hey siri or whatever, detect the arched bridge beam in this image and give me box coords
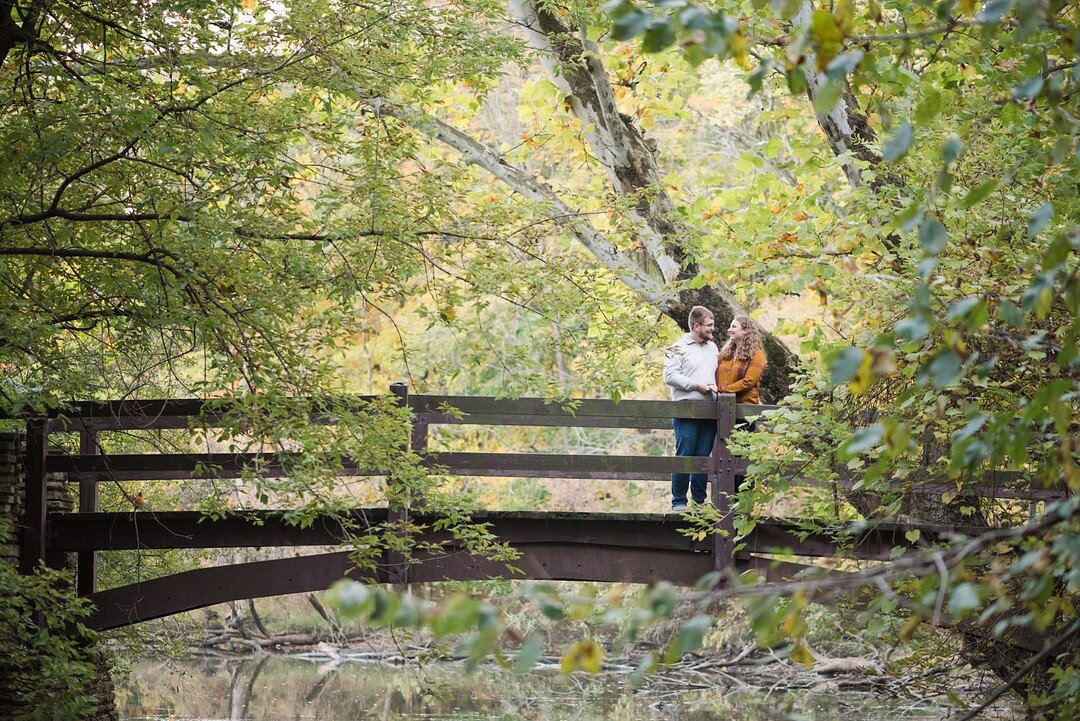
[88,544,718,631]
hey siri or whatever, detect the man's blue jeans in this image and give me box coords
[671,417,717,507]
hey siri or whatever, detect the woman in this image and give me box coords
[715,315,767,404]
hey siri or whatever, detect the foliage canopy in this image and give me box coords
[2,0,1079,716]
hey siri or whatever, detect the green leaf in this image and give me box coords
[612,9,652,40]
[942,134,962,164]
[998,300,1026,328]
[829,347,866,386]
[915,90,943,124]
[430,594,482,637]
[840,423,884,458]
[977,0,1016,23]
[920,218,948,255]
[643,582,679,616]
[1027,201,1053,237]
[946,297,980,322]
[905,529,921,543]
[328,580,372,620]
[895,315,930,341]
[629,652,657,686]
[514,635,544,675]
[1021,272,1056,317]
[810,9,843,68]
[812,80,844,113]
[1012,75,1044,100]
[948,582,982,616]
[641,23,677,52]
[952,413,987,442]
[882,123,913,162]
[899,204,925,233]
[539,599,566,620]
[746,63,769,94]
[1043,236,1072,271]
[665,614,712,662]
[694,571,723,589]
[679,5,712,29]
[958,179,998,208]
[825,50,864,80]
[924,350,963,388]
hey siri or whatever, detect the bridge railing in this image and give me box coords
[10,386,1065,599]
[12,386,774,593]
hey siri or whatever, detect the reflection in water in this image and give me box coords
[118,654,946,721]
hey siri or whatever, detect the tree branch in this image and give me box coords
[0,246,183,274]
[955,619,1080,721]
[380,102,676,310]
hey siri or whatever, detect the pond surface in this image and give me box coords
[116,653,973,721]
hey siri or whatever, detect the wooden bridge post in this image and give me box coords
[387,382,411,586]
[410,401,429,505]
[711,394,737,582]
[19,418,47,576]
[77,430,99,596]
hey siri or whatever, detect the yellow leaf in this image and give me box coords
[833,0,855,36]
[810,10,842,70]
[790,640,814,668]
[959,0,977,13]
[899,615,922,641]
[848,351,874,394]
[242,0,257,9]
[561,640,603,675]
[731,28,751,71]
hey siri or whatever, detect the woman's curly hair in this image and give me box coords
[719,315,765,362]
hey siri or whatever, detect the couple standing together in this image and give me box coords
[662,307,766,512]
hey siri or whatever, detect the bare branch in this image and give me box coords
[380,102,676,310]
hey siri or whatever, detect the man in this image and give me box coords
[662,306,719,512]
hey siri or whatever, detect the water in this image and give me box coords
[117,653,961,720]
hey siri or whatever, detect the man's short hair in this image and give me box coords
[688,306,713,328]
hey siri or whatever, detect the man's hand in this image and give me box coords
[696,382,718,394]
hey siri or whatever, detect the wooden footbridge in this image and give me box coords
[10,385,1063,633]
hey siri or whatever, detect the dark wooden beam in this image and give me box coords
[49,508,979,563]
[77,429,99,596]
[19,419,48,575]
[85,544,720,631]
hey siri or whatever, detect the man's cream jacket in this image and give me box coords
[663,334,719,401]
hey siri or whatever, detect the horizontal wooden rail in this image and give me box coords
[49,451,735,482]
[10,394,776,431]
[423,452,739,479]
[411,395,777,424]
[49,509,990,561]
[50,452,387,482]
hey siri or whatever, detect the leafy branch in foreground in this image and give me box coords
[326,496,1078,714]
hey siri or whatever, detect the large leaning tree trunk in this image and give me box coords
[510,0,797,401]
